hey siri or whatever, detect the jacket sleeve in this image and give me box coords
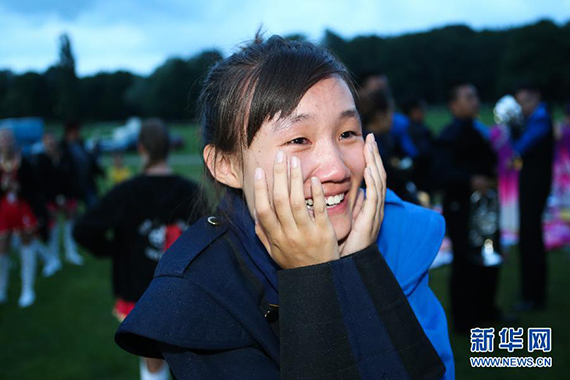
[158,343,279,380]
[378,198,454,379]
[72,185,125,257]
[115,273,280,379]
[513,114,551,157]
[277,244,445,380]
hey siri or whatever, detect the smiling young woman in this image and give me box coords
[115,35,454,379]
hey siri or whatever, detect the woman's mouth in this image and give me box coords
[305,192,346,210]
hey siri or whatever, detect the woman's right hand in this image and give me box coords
[253,151,339,269]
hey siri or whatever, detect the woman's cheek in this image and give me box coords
[347,145,366,181]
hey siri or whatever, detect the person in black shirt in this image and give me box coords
[35,132,83,274]
[361,88,420,204]
[403,98,434,200]
[60,121,103,208]
[433,83,502,333]
[74,119,204,380]
[512,84,554,311]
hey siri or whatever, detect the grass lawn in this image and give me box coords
[1,108,568,379]
[429,248,570,379]
[2,231,567,379]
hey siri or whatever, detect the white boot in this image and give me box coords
[140,358,169,380]
[34,239,50,263]
[18,244,36,308]
[10,234,21,251]
[64,220,83,265]
[0,255,10,304]
[36,239,61,277]
[49,221,62,261]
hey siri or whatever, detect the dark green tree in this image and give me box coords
[55,33,81,120]
[126,49,222,120]
[0,72,50,118]
[81,71,140,121]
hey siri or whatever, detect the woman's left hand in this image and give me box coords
[339,133,387,257]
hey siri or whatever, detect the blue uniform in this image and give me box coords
[512,102,553,307]
[512,102,551,157]
[391,113,419,159]
[116,190,454,379]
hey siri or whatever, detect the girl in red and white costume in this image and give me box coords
[0,128,40,307]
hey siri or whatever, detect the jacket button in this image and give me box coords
[207,216,220,226]
[264,304,279,323]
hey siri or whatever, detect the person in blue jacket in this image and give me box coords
[115,35,454,379]
[360,88,420,205]
[512,83,554,311]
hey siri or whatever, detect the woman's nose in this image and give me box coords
[309,142,350,183]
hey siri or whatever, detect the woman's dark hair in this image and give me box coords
[138,118,170,169]
[198,34,358,207]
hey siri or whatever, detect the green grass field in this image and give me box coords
[1,108,569,379]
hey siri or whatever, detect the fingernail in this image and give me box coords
[291,156,299,168]
[311,176,318,186]
[368,142,373,152]
[255,167,263,180]
[276,150,284,163]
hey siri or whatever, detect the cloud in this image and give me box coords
[0,0,569,76]
[1,0,96,21]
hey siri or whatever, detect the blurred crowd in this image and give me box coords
[0,122,101,308]
[1,73,569,379]
[358,73,570,334]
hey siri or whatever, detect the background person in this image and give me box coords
[545,102,570,249]
[402,98,434,203]
[361,88,420,204]
[73,119,204,380]
[35,132,82,275]
[433,83,503,333]
[108,151,132,186]
[512,83,554,311]
[60,121,103,209]
[0,129,42,307]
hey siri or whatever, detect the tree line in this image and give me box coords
[0,19,569,123]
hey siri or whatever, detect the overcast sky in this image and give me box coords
[1,0,569,76]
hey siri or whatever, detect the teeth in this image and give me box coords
[305,193,345,209]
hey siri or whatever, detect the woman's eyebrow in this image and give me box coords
[340,108,359,120]
[273,113,313,132]
[273,108,359,132]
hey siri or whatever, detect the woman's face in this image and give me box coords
[240,76,366,242]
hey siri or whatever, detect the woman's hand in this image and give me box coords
[338,133,386,257]
[253,151,339,269]
[253,133,386,268]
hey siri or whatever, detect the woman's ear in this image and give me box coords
[203,144,243,189]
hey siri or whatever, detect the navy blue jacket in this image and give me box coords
[116,190,452,379]
[512,102,554,190]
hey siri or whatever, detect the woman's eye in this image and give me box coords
[286,137,309,145]
[340,131,357,139]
